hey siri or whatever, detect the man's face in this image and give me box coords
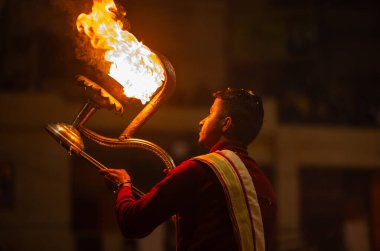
[198,98,226,149]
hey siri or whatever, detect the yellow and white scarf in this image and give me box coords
[193,150,265,251]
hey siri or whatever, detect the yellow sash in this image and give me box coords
[192,150,265,251]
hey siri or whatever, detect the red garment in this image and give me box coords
[116,141,277,251]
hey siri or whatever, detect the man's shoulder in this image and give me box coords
[167,156,220,180]
[171,158,207,173]
[191,150,238,164]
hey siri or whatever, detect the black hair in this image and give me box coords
[213,88,264,145]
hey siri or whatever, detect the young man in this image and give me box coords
[100,88,277,251]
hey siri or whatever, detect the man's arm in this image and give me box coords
[101,160,204,238]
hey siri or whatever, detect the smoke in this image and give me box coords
[51,0,91,21]
[50,0,104,73]
[51,0,130,76]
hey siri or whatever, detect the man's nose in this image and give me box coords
[199,119,205,127]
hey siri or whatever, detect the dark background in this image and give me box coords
[0,0,379,251]
[1,0,379,126]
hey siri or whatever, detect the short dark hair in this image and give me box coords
[213,88,264,145]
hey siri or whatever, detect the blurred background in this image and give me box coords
[0,0,379,250]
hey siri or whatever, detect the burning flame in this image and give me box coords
[76,0,165,104]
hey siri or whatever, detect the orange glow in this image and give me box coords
[76,0,165,104]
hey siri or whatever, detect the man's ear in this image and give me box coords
[222,116,232,132]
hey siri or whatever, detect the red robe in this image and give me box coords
[116,141,277,251]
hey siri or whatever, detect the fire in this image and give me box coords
[76,0,165,104]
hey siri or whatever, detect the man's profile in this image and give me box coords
[100,88,277,251]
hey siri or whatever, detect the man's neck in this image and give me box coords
[209,139,247,153]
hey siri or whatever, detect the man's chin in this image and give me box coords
[197,138,203,147]
[198,138,206,148]
[198,139,211,149]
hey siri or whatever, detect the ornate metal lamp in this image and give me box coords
[46,0,178,196]
[46,55,176,196]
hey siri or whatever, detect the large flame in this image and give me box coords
[76,0,165,104]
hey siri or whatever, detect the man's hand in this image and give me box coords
[99,168,132,191]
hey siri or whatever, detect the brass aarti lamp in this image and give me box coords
[46,0,178,196]
[46,55,176,196]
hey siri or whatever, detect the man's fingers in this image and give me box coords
[99,170,112,178]
[98,169,130,185]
